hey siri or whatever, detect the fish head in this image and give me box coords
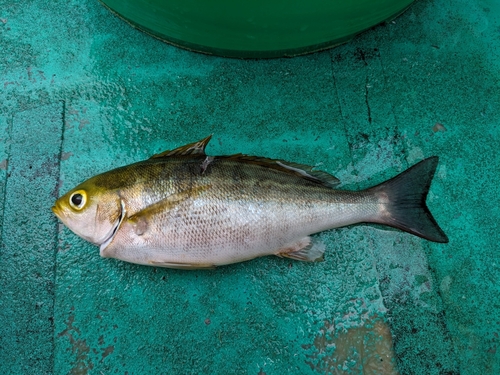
[52,178,123,246]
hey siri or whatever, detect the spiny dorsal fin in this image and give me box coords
[220,154,340,188]
[150,135,212,159]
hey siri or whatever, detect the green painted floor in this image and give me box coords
[1,0,499,374]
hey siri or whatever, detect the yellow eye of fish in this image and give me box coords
[69,190,87,210]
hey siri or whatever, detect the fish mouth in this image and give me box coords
[52,204,62,219]
[99,199,126,252]
[52,203,68,226]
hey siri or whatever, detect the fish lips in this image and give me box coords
[51,204,62,219]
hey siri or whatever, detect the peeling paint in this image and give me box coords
[58,313,116,374]
[101,345,114,361]
[304,317,399,374]
[61,152,73,161]
[58,314,94,375]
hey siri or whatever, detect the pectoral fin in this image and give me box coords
[127,185,210,236]
[275,236,325,262]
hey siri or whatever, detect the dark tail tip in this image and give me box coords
[369,157,449,243]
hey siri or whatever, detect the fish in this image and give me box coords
[52,135,448,269]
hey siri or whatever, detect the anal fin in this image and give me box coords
[149,260,216,270]
[275,237,325,262]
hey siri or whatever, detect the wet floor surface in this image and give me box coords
[1,0,499,374]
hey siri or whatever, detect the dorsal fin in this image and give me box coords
[149,136,340,187]
[150,135,212,159]
[219,154,340,188]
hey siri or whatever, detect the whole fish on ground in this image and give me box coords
[52,136,448,269]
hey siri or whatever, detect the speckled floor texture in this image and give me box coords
[1,0,499,374]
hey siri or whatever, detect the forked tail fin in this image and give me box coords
[367,157,449,243]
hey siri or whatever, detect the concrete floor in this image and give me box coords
[1,0,499,374]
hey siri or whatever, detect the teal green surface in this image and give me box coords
[0,105,62,374]
[0,0,499,374]
[99,0,415,57]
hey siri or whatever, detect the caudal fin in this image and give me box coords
[368,157,448,243]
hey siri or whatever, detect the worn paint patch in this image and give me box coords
[432,123,447,133]
[304,317,398,374]
[101,345,114,361]
[58,311,116,374]
[61,152,73,161]
[58,314,94,375]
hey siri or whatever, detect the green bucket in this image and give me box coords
[99,0,415,58]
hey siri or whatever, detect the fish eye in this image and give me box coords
[69,190,87,210]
